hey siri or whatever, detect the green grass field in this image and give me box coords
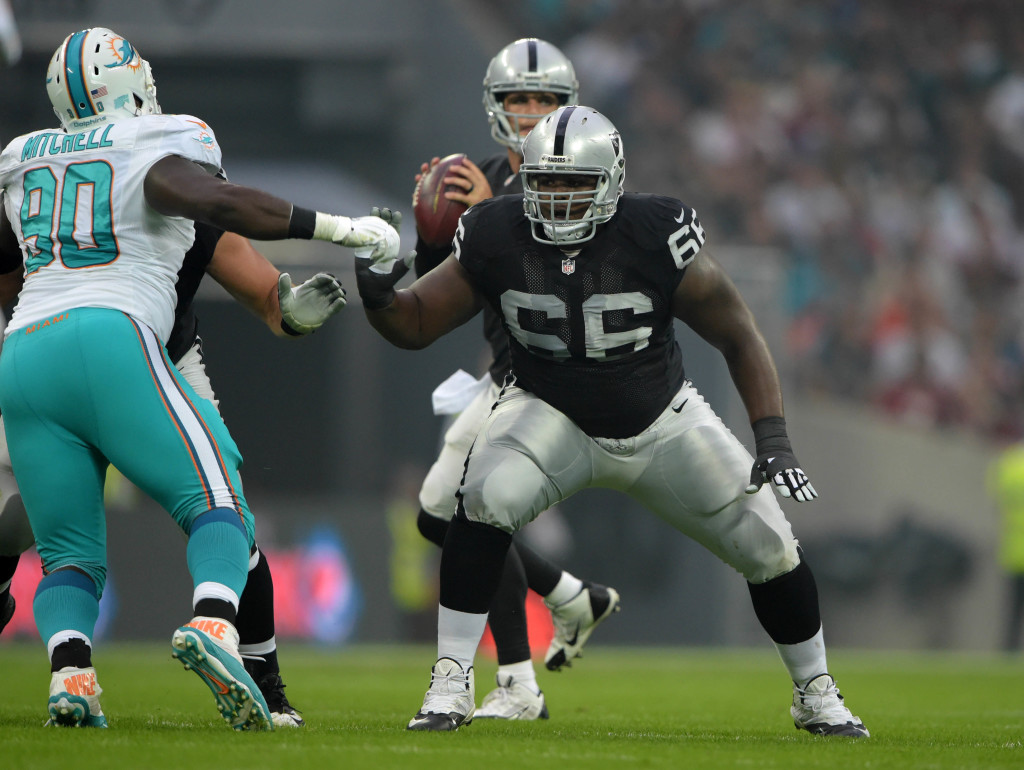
[1,642,1022,769]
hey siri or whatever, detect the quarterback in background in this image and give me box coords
[0,27,397,730]
[357,105,868,738]
[406,37,620,722]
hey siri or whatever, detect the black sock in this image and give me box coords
[513,540,562,597]
[747,555,821,645]
[488,546,531,665]
[244,648,280,681]
[194,598,236,625]
[421,506,534,662]
[51,638,92,672]
[236,546,276,651]
[440,507,512,613]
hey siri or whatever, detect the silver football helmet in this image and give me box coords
[520,106,625,246]
[483,38,579,151]
[47,27,160,132]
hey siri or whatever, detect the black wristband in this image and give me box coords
[288,206,316,239]
[280,318,305,337]
[751,416,792,456]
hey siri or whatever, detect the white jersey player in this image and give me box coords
[2,114,219,342]
[0,26,398,731]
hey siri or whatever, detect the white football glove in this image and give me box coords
[313,212,401,261]
[278,271,347,335]
[352,210,406,274]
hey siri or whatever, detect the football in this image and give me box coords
[413,153,469,247]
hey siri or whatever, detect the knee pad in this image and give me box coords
[460,450,552,534]
[418,458,462,519]
[742,530,801,584]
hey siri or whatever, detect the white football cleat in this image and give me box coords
[545,582,621,671]
[791,673,869,738]
[407,657,475,731]
[475,673,549,720]
[46,666,108,728]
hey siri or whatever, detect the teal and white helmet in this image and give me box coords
[520,106,625,246]
[46,27,160,132]
[483,38,579,151]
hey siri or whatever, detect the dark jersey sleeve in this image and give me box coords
[165,222,223,363]
[475,154,519,385]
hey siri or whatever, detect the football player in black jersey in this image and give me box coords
[0,224,343,727]
[357,106,869,738]
[410,39,620,721]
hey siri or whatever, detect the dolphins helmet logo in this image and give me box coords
[105,37,142,72]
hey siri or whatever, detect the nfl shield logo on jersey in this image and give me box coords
[561,257,575,275]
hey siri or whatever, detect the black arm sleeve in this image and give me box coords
[414,237,452,278]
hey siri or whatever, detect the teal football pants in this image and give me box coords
[0,308,254,600]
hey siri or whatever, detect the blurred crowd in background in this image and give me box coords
[489,0,1024,443]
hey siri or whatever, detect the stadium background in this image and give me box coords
[0,0,1015,653]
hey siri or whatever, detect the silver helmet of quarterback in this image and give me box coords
[483,38,579,152]
[47,27,160,132]
[520,105,626,246]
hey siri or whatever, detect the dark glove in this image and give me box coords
[745,416,817,502]
[354,206,416,311]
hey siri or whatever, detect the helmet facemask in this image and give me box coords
[483,38,579,152]
[522,170,610,245]
[520,106,625,246]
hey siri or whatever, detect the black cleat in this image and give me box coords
[257,672,305,727]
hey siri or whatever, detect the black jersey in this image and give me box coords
[414,152,519,386]
[456,192,704,438]
[165,222,224,363]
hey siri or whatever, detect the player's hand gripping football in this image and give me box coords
[353,207,416,311]
[744,416,818,502]
[278,272,347,335]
